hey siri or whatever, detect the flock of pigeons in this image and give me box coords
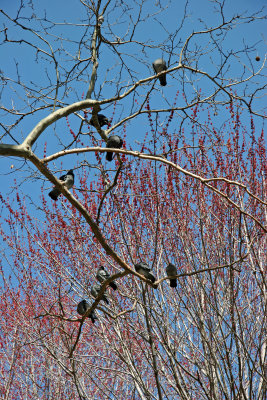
[48,59,176,322]
[77,262,178,324]
[77,266,118,323]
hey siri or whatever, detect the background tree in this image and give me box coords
[0,0,266,399]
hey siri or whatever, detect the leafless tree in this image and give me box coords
[0,1,266,399]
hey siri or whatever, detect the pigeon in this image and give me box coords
[134,262,156,283]
[106,135,123,161]
[96,266,117,290]
[91,284,109,304]
[152,58,167,86]
[48,169,74,201]
[90,114,109,128]
[77,300,98,323]
[166,263,178,288]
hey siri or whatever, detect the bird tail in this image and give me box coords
[159,74,167,86]
[109,282,117,291]
[89,314,98,323]
[147,273,156,283]
[169,279,177,288]
[48,189,60,200]
[106,152,113,161]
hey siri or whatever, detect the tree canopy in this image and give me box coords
[0,1,266,399]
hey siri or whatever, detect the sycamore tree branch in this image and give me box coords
[1,72,176,152]
[22,100,97,148]
[5,149,158,289]
[85,8,100,99]
[156,256,248,285]
[0,148,160,289]
[41,146,267,232]
[0,58,265,154]
[2,55,265,149]
[0,144,29,157]
[21,71,175,147]
[0,8,265,154]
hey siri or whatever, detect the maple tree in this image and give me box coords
[0,1,266,399]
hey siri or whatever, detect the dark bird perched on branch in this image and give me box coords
[152,58,167,86]
[166,263,178,288]
[89,113,109,128]
[77,300,98,323]
[91,284,109,304]
[96,266,117,290]
[106,135,123,161]
[48,169,74,201]
[135,262,156,283]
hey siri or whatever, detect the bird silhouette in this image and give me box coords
[96,266,117,290]
[166,263,177,287]
[90,113,109,128]
[91,284,109,304]
[77,300,98,323]
[106,135,123,161]
[48,169,74,201]
[135,262,156,283]
[152,58,167,86]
